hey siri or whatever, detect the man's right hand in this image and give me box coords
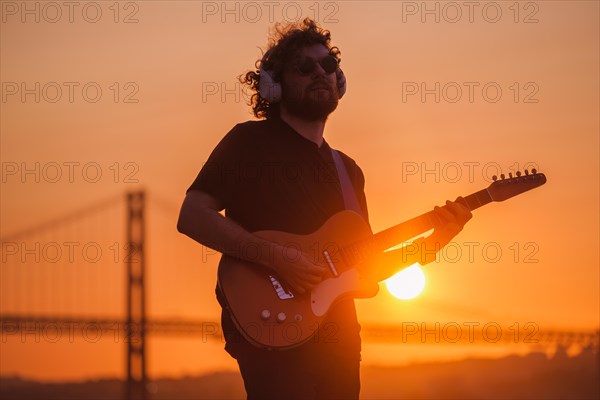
[178,190,328,295]
[266,244,328,295]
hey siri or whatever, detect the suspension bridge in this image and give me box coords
[1,190,598,400]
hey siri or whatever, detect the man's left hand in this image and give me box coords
[414,197,472,265]
[432,197,472,242]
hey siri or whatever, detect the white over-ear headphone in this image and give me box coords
[258,52,347,103]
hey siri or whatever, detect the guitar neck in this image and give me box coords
[342,188,493,263]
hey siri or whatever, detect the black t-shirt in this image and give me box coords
[187,117,370,358]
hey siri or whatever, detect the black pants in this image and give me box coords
[233,340,360,400]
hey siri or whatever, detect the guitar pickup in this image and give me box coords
[323,250,339,277]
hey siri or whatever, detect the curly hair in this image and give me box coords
[240,18,341,120]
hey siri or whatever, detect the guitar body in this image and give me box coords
[217,210,379,350]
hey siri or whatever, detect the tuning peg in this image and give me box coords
[532,168,537,175]
[500,173,505,180]
[516,171,522,177]
[492,175,498,181]
[509,172,513,179]
[525,169,529,175]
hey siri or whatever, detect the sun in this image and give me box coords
[385,264,426,300]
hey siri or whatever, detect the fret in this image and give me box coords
[463,189,492,212]
[463,194,481,211]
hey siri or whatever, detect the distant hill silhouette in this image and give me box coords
[1,347,598,399]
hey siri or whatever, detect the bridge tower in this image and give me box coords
[125,191,147,400]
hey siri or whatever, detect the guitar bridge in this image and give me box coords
[269,275,294,299]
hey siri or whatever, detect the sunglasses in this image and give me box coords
[293,55,339,75]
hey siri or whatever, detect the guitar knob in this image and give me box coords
[532,168,537,175]
[509,172,513,179]
[492,175,498,181]
[500,174,505,180]
[260,309,271,320]
[276,312,287,323]
[525,169,529,175]
[516,171,521,177]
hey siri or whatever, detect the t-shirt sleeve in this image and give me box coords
[186,124,245,210]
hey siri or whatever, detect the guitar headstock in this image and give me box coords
[487,169,547,202]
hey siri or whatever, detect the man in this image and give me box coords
[178,18,471,400]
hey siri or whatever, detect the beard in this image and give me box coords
[281,80,339,121]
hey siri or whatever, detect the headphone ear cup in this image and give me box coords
[336,68,347,99]
[258,68,282,103]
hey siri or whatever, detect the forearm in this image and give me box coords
[177,193,276,267]
[177,192,327,292]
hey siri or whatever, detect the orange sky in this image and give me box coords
[1,1,598,381]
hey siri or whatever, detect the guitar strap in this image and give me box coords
[331,149,364,217]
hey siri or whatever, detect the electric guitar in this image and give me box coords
[217,170,547,349]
